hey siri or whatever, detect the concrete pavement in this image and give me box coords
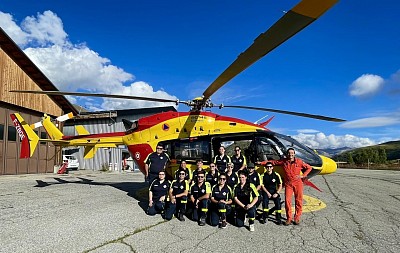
[1,169,400,253]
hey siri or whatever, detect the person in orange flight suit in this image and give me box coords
[258,147,312,225]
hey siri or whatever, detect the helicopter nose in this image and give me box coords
[319,155,337,175]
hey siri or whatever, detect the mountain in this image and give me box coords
[332,140,400,163]
[316,147,353,157]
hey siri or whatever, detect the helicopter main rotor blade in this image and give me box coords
[218,105,346,122]
[202,0,338,100]
[9,90,180,104]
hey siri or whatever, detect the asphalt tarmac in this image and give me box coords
[1,168,400,253]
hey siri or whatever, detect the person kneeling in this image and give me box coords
[210,174,233,228]
[147,170,170,216]
[233,168,259,232]
[165,169,189,221]
[189,170,211,226]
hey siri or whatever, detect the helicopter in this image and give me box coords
[10,0,342,185]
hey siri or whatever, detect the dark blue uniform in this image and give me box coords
[145,152,170,184]
[214,155,231,173]
[233,183,259,227]
[248,171,262,207]
[206,171,220,187]
[210,184,233,226]
[147,179,170,215]
[165,179,189,220]
[226,172,239,189]
[189,182,211,222]
[261,171,283,220]
[231,154,247,173]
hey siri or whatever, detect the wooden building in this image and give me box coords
[0,27,77,175]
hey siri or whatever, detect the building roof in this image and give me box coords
[74,106,177,120]
[0,27,78,115]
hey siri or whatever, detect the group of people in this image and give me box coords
[144,144,312,231]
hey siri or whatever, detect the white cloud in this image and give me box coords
[0,10,177,110]
[340,116,400,128]
[349,74,384,97]
[0,12,28,45]
[293,132,376,149]
[101,81,178,110]
[21,11,68,46]
[297,129,320,134]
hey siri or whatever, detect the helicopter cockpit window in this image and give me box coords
[169,140,210,162]
[253,137,282,162]
[273,133,322,166]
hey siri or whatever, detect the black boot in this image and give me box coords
[260,212,267,224]
[276,213,282,225]
[178,212,185,221]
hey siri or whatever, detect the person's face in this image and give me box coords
[178,171,186,179]
[239,174,247,184]
[210,164,216,172]
[197,161,203,169]
[181,161,187,168]
[156,146,163,154]
[158,172,165,180]
[219,147,225,155]
[288,150,295,160]
[235,148,241,155]
[248,167,255,174]
[218,176,226,186]
[266,164,273,174]
[227,164,233,172]
[197,174,205,183]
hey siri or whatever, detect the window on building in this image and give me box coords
[0,124,4,140]
[8,126,17,141]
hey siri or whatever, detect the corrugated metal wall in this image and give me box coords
[63,107,176,171]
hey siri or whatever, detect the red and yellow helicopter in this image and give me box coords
[10,0,342,184]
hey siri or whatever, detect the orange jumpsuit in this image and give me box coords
[261,158,312,222]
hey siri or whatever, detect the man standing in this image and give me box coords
[258,148,312,225]
[260,162,283,225]
[231,146,247,173]
[144,144,170,185]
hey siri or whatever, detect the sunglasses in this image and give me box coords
[235,149,240,151]
[219,178,226,181]
[210,165,216,167]
[179,173,186,175]
[266,166,273,168]
[198,176,204,178]
[156,147,163,150]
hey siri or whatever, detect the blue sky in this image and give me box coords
[1,0,399,149]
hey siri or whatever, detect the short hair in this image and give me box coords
[238,170,248,177]
[227,162,234,167]
[265,162,273,167]
[196,159,203,163]
[287,147,295,154]
[197,170,205,176]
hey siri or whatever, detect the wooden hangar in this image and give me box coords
[0,27,77,175]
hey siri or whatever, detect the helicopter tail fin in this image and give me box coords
[259,116,275,128]
[42,114,64,140]
[10,113,40,158]
[75,125,90,135]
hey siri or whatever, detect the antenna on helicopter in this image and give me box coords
[254,114,269,124]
